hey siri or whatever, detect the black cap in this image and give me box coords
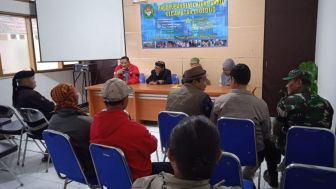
[13,69,35,80]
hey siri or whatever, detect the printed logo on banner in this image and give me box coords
[143,4,155,18]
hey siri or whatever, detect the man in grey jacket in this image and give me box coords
[132,116,240,189]
[210,64,280,187]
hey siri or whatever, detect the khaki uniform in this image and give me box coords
[132,172,241,189]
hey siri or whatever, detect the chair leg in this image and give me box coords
[0,160,24,186]
[257,166,261,189]
[63,179,72,189]
[155,150,159,162]
[163,152,167,162]
[16,131,24,165]
[21,134,29,167]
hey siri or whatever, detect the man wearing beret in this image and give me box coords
[146,60,172,85]
[12,69,55,121]
[274,69,334,154]
[166,66,213,117]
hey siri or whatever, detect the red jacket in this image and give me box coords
[114,63,140,84]
[90,109,157,180]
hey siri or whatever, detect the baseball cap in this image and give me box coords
[283,69,311,81]
[102,78,133,102]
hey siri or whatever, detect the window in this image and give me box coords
[0,15,31,74]
[31,18,59,71]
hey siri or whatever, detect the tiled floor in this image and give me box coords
[0,125,277,189]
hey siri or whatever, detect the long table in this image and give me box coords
[86,84,255,122]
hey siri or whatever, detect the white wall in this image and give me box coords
[315,0,336,131]
[0,70,77,107]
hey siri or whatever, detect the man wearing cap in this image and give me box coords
[210,64,280,187]
[274,69,334,154]
[190,57,211,85]
[90,78,171,180]
[190,57,201,67]
[12,69,55,121]
[166,66,213,117]
[146,60,172,85]
[113,56,140,84]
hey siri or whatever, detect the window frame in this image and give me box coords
[0,12,72,77]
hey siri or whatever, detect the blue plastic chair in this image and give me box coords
[210,152,254,189]
[158,111,188,161]
[42,130,98,188]
[281,163,336,189]
[90,144,133,189]
[217,117,257,166]
[217,117,260,188]
[171,74,179,84]
[139,73,146,83]
[285,126,335,167]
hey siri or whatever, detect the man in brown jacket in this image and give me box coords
[165,66,213,117]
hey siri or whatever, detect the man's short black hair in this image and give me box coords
[169,115,220,180]
[230,63,251,85]
[120,56,130,62]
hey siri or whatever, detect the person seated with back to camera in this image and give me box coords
[132,115,241,189]
[48,83,96,178]
[146,60,172,85]
[190,57,211,85]
[90,78,173,180]
[113,56,140,84]
[166,66,213,118]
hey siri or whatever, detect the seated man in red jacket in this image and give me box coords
[113,56,140,84]
[90,78,171,180]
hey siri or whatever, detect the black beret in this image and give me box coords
[13,69,35,80]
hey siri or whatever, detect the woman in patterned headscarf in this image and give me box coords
[50,83,79,111]
[48,83,96,178]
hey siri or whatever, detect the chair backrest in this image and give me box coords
[42,129,91,185]
[281,163,336,189]
[158,111,188,152]
[210,152,243,187]
[90,144,132,189]
[285,126,335,167]
[217,117,257,166]
[18,108,49,134]
[139,73,146,83]
[0,105,26,127]
[0,105,14,118]
[19,108,48,123]
[171,74,179,84]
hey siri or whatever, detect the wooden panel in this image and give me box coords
[262,0,318,115]
[136,99,166,121]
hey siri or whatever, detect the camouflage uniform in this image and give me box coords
[276,87,334,153]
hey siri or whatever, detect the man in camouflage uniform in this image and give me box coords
[274,69,334,154]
